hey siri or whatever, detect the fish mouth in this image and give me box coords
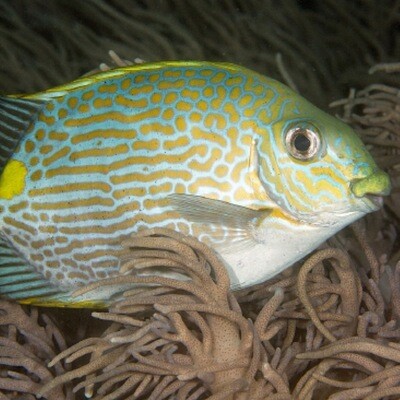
[351,170,391,198]
[350,170,390,212]
[362,194,384,211]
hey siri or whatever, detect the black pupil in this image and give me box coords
[294,133,311,152]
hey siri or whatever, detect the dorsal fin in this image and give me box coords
[0,96,45,171]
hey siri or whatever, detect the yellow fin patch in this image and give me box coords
[0,160,27,200]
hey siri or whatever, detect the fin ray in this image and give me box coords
[0,272,42,286]
[168,193,266,228]
[0,266,32,277]
[0,96,45,171]
[0,236,65,302]
[168,194,269,251]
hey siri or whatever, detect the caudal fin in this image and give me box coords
[0,96,44,172]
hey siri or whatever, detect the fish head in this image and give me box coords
[257,84,391,227]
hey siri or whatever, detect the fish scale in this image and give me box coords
[0,61,391,307]
[3,64,270,289]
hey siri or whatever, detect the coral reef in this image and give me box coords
[41,229,258,399]
[0,301,72,399]
[38,218,400,399]
[331,63,400,167]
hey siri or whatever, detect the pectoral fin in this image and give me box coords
[167,194,270,250]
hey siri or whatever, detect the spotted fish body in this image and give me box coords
[0,61,390,307]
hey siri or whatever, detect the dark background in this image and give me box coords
[0,0,399,109]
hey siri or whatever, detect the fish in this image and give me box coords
[0,61,391,307]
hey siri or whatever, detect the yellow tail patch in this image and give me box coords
[0,160,27,200]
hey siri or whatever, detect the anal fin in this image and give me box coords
[0,235,64,303]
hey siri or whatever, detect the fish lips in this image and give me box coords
[351,170,391,212]
[362,195,384,212]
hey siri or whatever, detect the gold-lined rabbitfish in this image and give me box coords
[0,61,391,307]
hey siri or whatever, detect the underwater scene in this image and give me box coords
[0,0,399,399]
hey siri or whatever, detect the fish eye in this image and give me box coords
[285,126,321,161]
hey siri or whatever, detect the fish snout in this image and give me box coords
[351,170,391,198]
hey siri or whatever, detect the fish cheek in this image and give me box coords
[257,149,288,210]
[275,154,340,216]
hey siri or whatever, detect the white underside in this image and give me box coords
[219,209,365,289]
